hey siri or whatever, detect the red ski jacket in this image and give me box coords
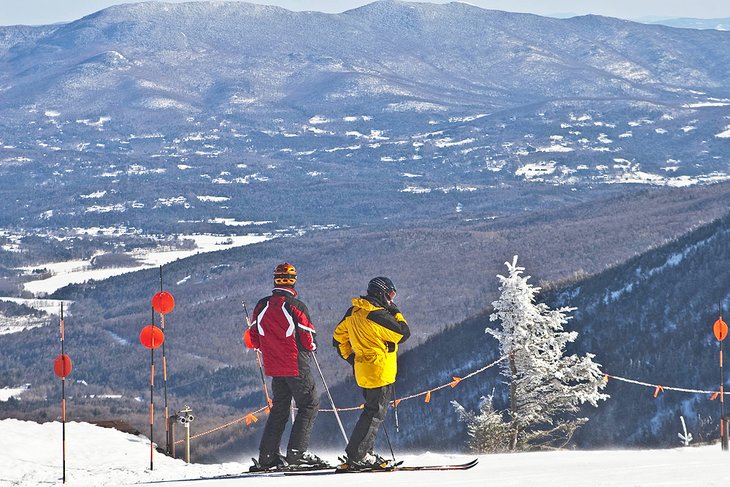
[249,287,316,376]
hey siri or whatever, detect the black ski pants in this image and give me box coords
[345,383,393,461]
[259,357,320,457]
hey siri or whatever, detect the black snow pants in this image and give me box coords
[345,383,393,461]
[259,356,320,457]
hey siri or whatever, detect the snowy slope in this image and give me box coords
[5,418,730,486]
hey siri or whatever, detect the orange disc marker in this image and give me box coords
[714,319,728,341]
[152,291,175,315]
[53,354,73,378]
[140,325,165,349]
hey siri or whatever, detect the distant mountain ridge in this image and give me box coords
[648,17,730,31]
[3,1,729,113]
[1,1,730,236]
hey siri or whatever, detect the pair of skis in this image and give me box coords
[149,458,478,482]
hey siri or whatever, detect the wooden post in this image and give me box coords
[61,304,67,483]
[713,311,728,450]
[150,309,156,470]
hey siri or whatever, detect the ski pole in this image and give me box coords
[383,386,397,462]
[392,383,400,433]
[310,351,349,446]
[382,418,396,463]
[242,302,272,407]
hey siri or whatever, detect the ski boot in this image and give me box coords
[336,452,395,472]
[249,452,287,472]
[286,449,330,470]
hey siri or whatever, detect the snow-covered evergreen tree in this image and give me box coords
[487,255,608,450]
[453,394,511,453]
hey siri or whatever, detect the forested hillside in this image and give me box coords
[2,182,729,460]
[373,208,730,453]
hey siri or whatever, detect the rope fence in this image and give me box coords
[177,405,269,444]
[174,355,507,444]
[174,360,730,446]
[605,374,728,399]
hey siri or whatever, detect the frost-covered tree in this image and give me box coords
[487,255,608,450]
[452,394,511,453]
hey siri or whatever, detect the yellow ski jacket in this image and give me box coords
[332,296,410,388]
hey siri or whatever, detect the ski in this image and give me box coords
[146,459,478,483]
[297,458,479,475]
[393,458,479,471]
[145,464,334,483]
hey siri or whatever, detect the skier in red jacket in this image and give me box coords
[248,262,326,470]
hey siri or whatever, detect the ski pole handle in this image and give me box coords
[242,301,253,327]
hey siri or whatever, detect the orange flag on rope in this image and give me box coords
[653,385,664,398]
[450,377,462,388]
[711,392,720,401]
[425,391,432,403]
[245,413,258,425]
[394,399,402,407]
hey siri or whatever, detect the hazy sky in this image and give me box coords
[2,0,730,26]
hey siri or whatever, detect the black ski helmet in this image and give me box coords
[367,277,396,298]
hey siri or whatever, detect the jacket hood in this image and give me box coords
[351,296,384,312]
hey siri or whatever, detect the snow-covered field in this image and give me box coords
[20,234,272,296]
[4,418,730,486]
[0,385,30,401]
[0,297,72,315]
[0,298,71,335]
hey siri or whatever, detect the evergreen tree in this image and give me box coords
[452,394,511,453]
[487,255,608,450]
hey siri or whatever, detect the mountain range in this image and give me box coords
[0,1,729,236]
[649,17,730,31]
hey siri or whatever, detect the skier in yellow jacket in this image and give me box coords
[332,277,410,470]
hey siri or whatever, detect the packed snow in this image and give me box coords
[5,418,730,486]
